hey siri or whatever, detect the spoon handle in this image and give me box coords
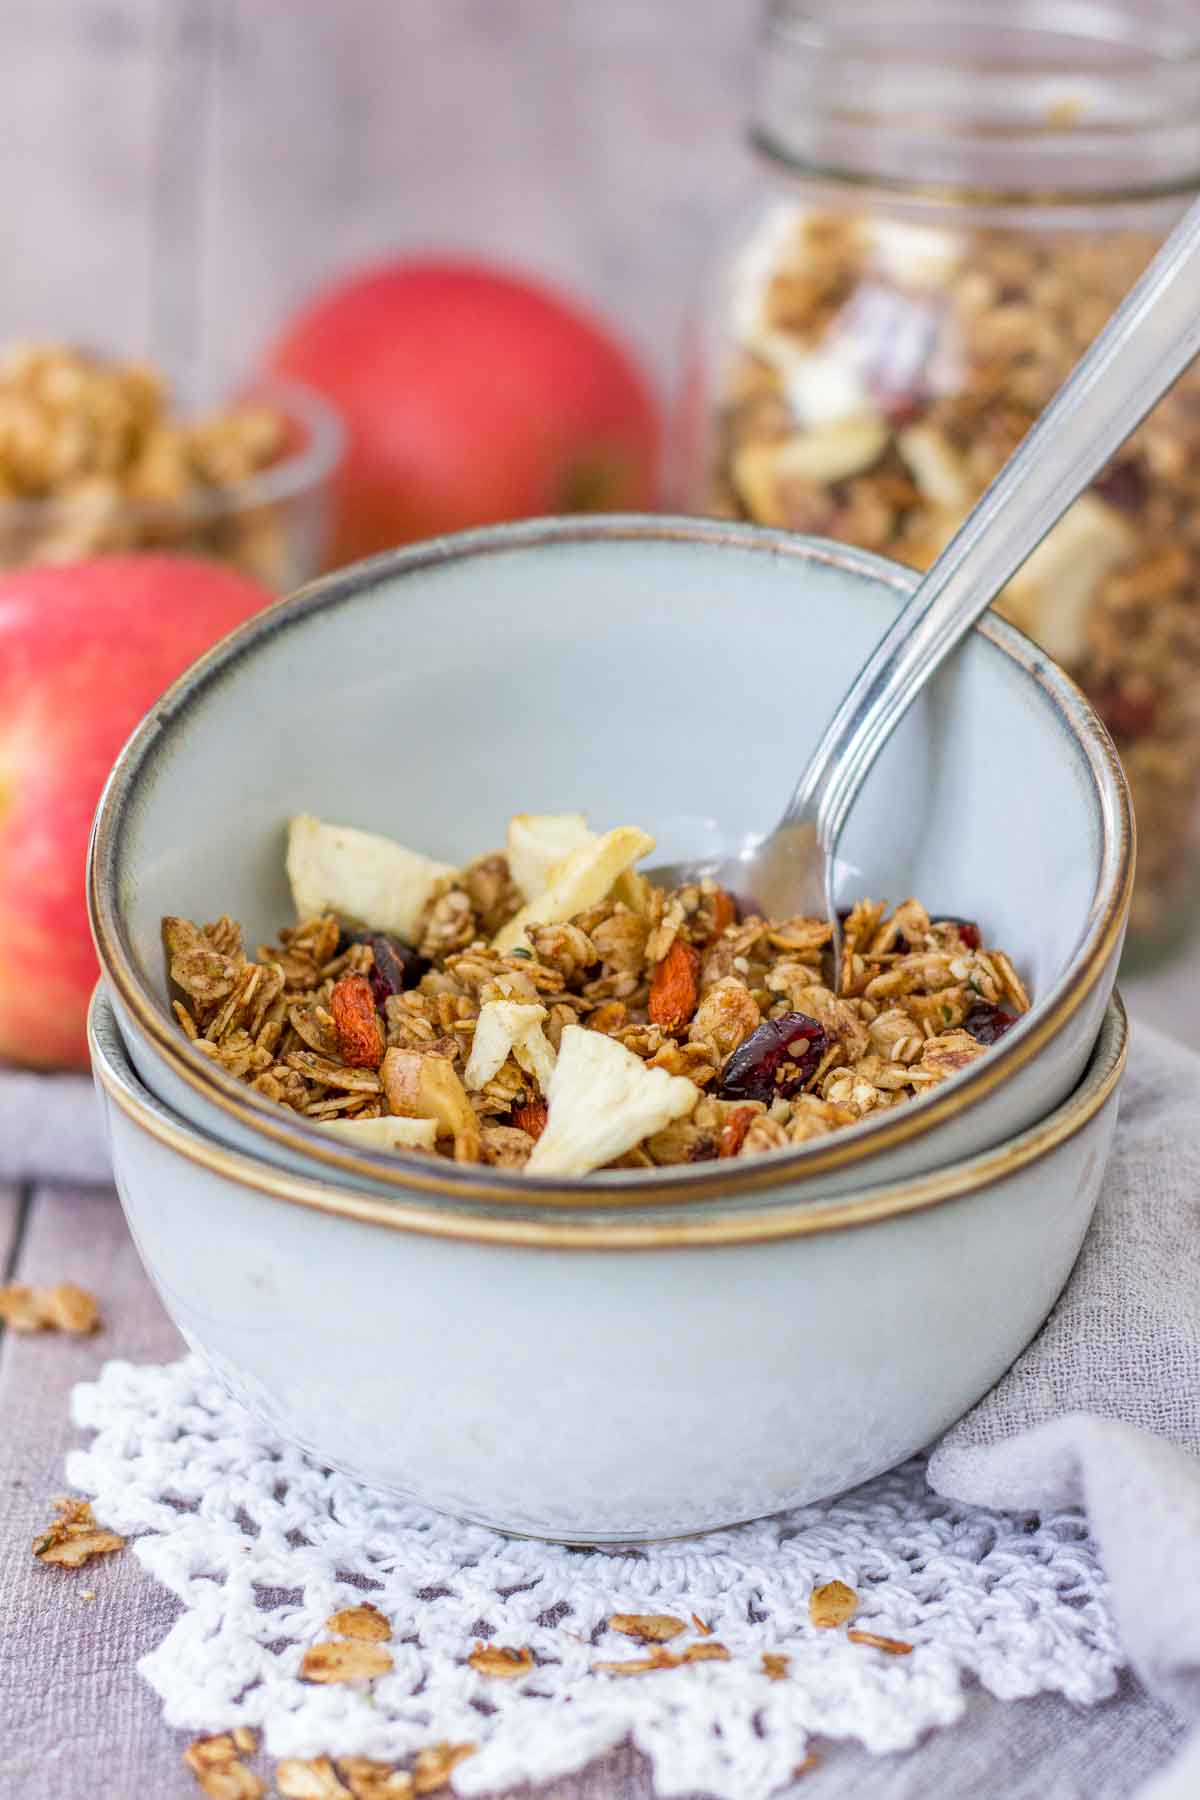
[787,194,1200,861]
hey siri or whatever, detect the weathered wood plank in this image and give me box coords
[0,1182,187,1795]
[0,1181,24,1275]
[0,0,160,357]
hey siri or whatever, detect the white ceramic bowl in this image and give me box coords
[88,516,1132,1204]
[91,984,1127,1542]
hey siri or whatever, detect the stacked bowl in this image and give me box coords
[87,517,1132,1542]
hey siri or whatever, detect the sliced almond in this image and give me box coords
[380,1049,481,1163]
[609,1613,687,1644]
[326,1602,392,1642]
[299,1640,393,1684]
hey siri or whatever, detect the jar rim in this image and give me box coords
[755,0,1200,203]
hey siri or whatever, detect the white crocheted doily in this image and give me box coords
[68,1357,1124,1800]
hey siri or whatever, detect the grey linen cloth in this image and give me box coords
[928,1021,1200,1798]
[4,1023,1200,1794]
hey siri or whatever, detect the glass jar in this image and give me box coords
[680,0,1200,954]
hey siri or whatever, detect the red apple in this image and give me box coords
[264,258,661,567]
[0,555,277,1070]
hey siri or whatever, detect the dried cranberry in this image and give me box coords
[936,915,982,951]
[962,1003,1017,1046]
[718,1012,828,1104]
[1092,459,1146,516]
[1094,683,1157,741]
[356,932,428,1005]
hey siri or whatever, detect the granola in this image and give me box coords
[702,205,1200,938]
[0,340,293,584]
[164,810,1029,1178]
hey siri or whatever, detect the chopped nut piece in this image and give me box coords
[810,1580,858,1629]
[511,1096,548,1139]
[466,1641,534,1678]
[718,1104,759,1158]
[299,1640,394,1684]
[381,1048,481,1163]
[276,1759,353,1800]
[847,1628,913,1655]
[232,1729,258,1756]
[326,1602,392,1642]
[330,975,385,1069]
[32,1496,125,1568]
[762,1652,791,1681]
[0,1281,99,1333]
[183,1734,265,1800]
[609,1612,687,1643]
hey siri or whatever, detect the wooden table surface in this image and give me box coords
[0,1115,1191,1797]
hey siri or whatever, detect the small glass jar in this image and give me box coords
[680,0,1200,954]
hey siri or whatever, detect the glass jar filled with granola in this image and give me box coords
[681,0,1200,953]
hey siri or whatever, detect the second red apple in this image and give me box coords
[264,259,661,567]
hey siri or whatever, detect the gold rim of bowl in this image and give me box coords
[90,983,1127,1250]
[87,515,1135,1208]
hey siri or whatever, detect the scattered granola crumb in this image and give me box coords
[299,1641,394,1684]
[594,1641,730,1676]
[80,1589,96,1602]
[277,1757,353,1800]
[411,1741,477,1794]
[793,1753,822,1778]
[232,1728,258,1756]
[762,1652,791,1681]
[847,1628,913,1655]
[326,1602,392,1643]
[684,1641,731,1664]
[809,1580,858,1629]
[609,1612,687,1644]
[0,1281,99,1334]
[338,1760,416,1798]
[32,1496,125,1568]
[466,1641,534,1679]
[691,1612,714,1636]
[183,1734,265,1800]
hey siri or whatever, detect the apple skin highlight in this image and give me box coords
[266,258,661,568]
[0,555,275,1069]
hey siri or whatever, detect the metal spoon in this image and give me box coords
[648,196,1200,959]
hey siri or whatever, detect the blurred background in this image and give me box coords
[0,0,1196,1068]
[0,0,756,398]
